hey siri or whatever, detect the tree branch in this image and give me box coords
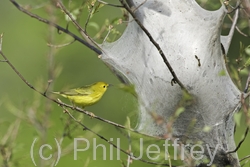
[56,1,97,47]
[0,32,175,166]
[226,127,249,154]
[119,0,187,92]
[97,0,123,8]
[0,33,162,140]
[64,107,172,166]
[9,0,102,55]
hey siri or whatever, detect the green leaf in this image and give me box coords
[117,83,137,98]
[125,116,131,129]
[64,12,77,22]
[245,45,250,55]
[218,70,226,76]
[182,90,193,101]
[175,107,185,117]
[88,22,100,31]
[203,125,211,132]
[239,68,248,76]
[243,57,250,68]
[239,41,245,56]
[92,2,104,14]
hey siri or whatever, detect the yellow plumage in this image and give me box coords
[53,82,109,108]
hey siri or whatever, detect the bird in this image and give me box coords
[53,82,110,109]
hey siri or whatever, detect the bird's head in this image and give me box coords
[93,82,110,94]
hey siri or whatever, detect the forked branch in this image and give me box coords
[0,34,172,166]
[9,0,102,55]
[119,0,187,91]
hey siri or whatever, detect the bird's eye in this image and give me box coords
[103,85,106,88]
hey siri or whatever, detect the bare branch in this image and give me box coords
[0,39,162,140]
[9,0,102,55]
[0,119,21,167]
[227,10,250,38]
[119,0,187,92]
[64,107,172,166]
[125,0,135,8]
[97,0,123,8]
[226,1,241,14]
[126,118,132,167]
[244,72,250,93]
[0,32,176,166]
[47,40,76,48]
[84,2,94,32]
[240,154,250,162]
[242,0,250,17]
[226,127,249,154]
[103,25,113,43]
[44,80,53,95]
[221,6,240,54]
[132,0,147,12]
[56,1,97,47]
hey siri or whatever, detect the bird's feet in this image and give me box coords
[89,112,95,118]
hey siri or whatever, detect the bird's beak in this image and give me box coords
[108,84,113,87]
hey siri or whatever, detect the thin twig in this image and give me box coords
[126,117,132,167]
[223,7,239,54]
[241,159,250,167]
[226,127,249,154]
[241,90,250,126]
[132,0,147,12]
[240,154,250,162]
[103,25,112,43]
[98,0,123,8]
[119,0,187,91]
[227,10,250,38]
[244,72,250,93]
[50,116,77,167]
[84,2,94,32]
[125,0,135,8]
[47,40,76,48]
[0,44,161,140]
[64,107,172,166]
[0,119,21,167]
[56,1,97,47]
[0,35,173,166]
[44,80,53,95]
[167,151,172,167]
[226,1,241,14]
[9,0,102,55]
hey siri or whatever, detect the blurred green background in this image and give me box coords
[0,0,250,167]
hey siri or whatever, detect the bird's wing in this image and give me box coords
[74,86,94,95]
[60,87,93,96]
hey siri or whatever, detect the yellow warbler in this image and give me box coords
[53,82,109,108]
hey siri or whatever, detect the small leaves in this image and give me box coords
[203,125,212,132]
[117,83,137,98]
[87,0,104,18]
[238,43,250,71]
[245,45,250,55]
[64,9,78,21]
[88,22,100,31]
[239,60,250,72]
[219,70,226,76]
[175,107,185,117]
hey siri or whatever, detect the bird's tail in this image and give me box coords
[51,91,68,98]
[52,91,61,95]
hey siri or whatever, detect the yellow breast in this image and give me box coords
[65,93,103,108]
